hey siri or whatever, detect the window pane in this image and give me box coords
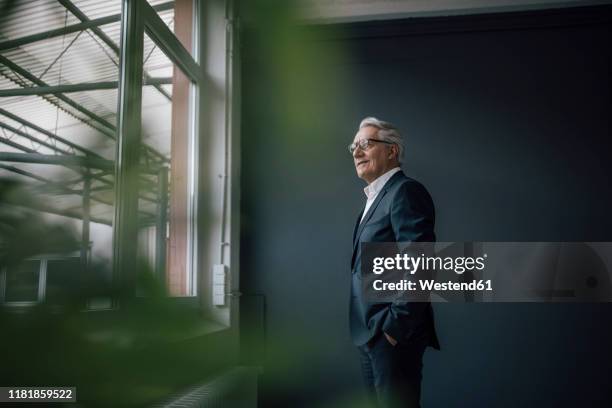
[137,33,196,297]
[0,1,118,303]
[5,260,41,302]
[146,0,197,60]
[46,257,83,306]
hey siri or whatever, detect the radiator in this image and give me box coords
[155,366,261,408]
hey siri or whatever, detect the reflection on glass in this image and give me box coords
[4,260,41,303]
[46,257,82,306]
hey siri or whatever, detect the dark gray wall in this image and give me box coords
[240,6,612,407]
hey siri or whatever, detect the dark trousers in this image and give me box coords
[358,333,426,408]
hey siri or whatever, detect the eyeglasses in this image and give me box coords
[348,138,393,154]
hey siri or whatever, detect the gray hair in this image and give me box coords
[359,117,404,163]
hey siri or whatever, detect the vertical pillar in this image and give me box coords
[112,0,144,300]
[167,0,193,296]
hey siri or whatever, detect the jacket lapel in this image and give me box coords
[352,189,388,253]
[352,209,363,245]
[351,171,405,270]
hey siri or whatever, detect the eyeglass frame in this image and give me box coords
[348,138,394,155]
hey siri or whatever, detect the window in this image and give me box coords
[114,0,201,298]
[0,255,81,307]
[0,1,201,301]
[1,259,42,305]
[1,0,237,323]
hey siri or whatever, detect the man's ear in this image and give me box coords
[389,145,399,160]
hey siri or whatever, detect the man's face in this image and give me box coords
[352,126,395,184]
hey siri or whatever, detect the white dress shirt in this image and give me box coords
[360,167,401,223]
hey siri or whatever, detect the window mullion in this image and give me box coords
[112,0,145,301]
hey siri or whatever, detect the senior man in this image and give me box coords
[349,117,439,408]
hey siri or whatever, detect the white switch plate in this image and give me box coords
[212,264,226,306]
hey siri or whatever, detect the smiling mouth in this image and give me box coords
[356,160,369,167]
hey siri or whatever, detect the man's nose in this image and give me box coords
[353,146,364,159]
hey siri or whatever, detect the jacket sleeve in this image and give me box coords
[382,180,436,342]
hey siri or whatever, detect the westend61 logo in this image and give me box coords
[372,253,488,275]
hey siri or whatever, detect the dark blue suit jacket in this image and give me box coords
[349,170,440,349]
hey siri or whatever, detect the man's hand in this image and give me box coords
[384,332,398,346]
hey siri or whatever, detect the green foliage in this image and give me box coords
[0,178,231,407]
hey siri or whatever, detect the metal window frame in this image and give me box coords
[57,0,173,102]
[0,259,45,307]
[113,0,201,299]
[0,254,82,307]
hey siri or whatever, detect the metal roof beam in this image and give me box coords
[0,107,102,158]
[0,152,160,181]
[0,133,36,153]
[0,54,116,137]
[0,77,172,96]
[0,163,49,183]
[1,108,164,180]
[0,152,159,203]
[3,198,112,226]
[0,55,169,165]
[1,127,159,199]
[0,15,118,52]
[57,0,173,102]
[0,152,114,171]
[0,2,174,51]
[0,111,122,189]
[0,163,113,208]
[0,175,112,225]
[0,122,73,156]
[0,177,156,224]
[1,122,160,198]
[0,131,116,189]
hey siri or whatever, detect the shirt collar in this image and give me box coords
[363,167,401,200]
